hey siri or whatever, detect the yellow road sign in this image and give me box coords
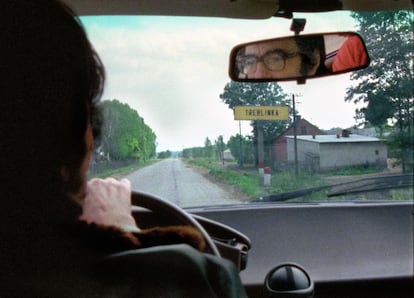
[234,106,289,120]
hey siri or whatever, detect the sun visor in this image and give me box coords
[63,0,279,19]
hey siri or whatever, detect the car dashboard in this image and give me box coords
[132,200,413,297]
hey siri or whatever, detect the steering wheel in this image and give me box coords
[131,191,221,257]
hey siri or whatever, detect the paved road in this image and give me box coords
[124,158,245,208]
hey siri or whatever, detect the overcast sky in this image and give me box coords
[81,12,361,152]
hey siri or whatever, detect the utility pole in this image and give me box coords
[239,120,243,168]
[256,121,265,185]
[292,94,299,177]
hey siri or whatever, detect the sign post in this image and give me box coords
[234,106,289,187]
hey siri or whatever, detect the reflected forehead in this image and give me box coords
[245,38,298,55]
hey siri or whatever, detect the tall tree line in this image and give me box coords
[99,99,157,161]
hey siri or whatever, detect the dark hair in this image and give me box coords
[295,35,327,76]
[0,0,105,214]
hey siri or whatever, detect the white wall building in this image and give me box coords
[286,134,387,172]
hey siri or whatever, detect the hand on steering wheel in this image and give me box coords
[80,178,220,256]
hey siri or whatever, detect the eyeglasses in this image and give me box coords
[236,49,301,74]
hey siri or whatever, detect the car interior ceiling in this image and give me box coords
[64,0,413,17]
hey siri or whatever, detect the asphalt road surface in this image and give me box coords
[124,158,245,208]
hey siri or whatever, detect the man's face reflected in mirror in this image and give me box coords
[229,32,370,82]
[236,38,321,79]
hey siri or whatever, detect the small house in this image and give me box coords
[286,134,387,172]
[272,117,324,167]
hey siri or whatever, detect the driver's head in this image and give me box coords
[0,0,105,203]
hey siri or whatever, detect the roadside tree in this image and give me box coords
[100,99,157,161]
[220,81,292,165]
[346,11,413,171]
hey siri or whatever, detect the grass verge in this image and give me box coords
[88,159,158,179]
[186,158,327,200]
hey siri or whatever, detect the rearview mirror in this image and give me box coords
[229,32,370,83]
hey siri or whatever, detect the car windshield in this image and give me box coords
[84,11,413,208]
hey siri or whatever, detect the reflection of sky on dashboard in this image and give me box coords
[81,12,359,152]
